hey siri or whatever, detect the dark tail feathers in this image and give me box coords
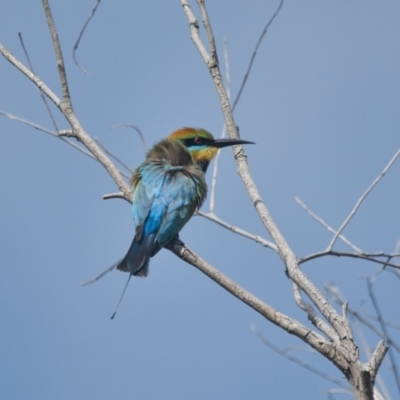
[116,234,157,277]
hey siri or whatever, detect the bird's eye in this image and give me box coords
[193,137,203,144]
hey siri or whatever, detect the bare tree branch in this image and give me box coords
[196,0,217,60]
[18,32,59,132]
[354,322,392,400]
[180,1,210,61]
[0,111,94,160]
[295,196,363,253]
[165,237,353,371]
[325,283,400,354]
[0,111,131,180]
[222,36,231,102]
[111,123,147,153]
[328,147,400,251]
[368,341,389,385]
[367,273,400,395]
[393,239,400,279]
[208,37,230,214]
[363,314,400,331]
[372,388,386,400]
[58,129,75,137]
[292,282,339,343]
[39,1,131,197]
[197,211,278,252]
[251,323,350,390]
[232,0,284,112]
[324,388,357,399]
[103,192,126,201]
[42,0,71,104]
[179,2,391,397]
[180,0,355,354]
[73,0,101,75]
[6,9,333,372]
[2,2,394,397]
[94,137,134,174]
[0,42,61,106]
[300,251,400,271]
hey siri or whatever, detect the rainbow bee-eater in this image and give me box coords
[111,127,253,317]
[116,127,253,276]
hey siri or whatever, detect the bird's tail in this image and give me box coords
[115,234,157,277]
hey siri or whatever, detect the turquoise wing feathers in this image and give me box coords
[112,130,252,279]
[115,144,206,276]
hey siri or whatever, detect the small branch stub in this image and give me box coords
[58,129,75,137]
[103,192,129,201]
[368,340,389,381]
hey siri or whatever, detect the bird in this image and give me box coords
[110,127,253,318]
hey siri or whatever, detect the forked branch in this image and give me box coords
[179,1,388,398]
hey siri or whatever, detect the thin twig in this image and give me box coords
[58,129,75,137]
[393,239,400,279]
[180,0,209,61]
[0,42,61,106]
[300,250,400,271]
[386,267,400,281]
[94,137,134,174]
[364,314,400,331]
[196,0,217,62]
[251,323,350,390]
[325,283,400,354]
[324,388,356,398]
[197,211,277,252]
[0,111,93,159]
[40,1,131,196]
[103,192,127,201]
[0,111,131,180]
[42,0,71,104]
[209,37,230,213]
[231,0,284,112]
[111,123,147,153]
[328,147,400,250]
[73,0,101,75]
[222,36,231,102]
[209,126,225,213]
[0,7,131,228]
[360,291,400,331]
[18,32,59,132]
[367,271,400,395]
[292,282,339,343]
[295,196,363,253]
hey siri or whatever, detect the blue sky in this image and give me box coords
[1,1,400,399]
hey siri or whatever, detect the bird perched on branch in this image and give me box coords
[115,127,253,277]
[111,127,253,317]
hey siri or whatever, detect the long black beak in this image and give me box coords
[211,138,255,148]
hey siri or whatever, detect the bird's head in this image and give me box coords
[168,127,254,172]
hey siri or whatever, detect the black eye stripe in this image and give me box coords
[182,138,212,148]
